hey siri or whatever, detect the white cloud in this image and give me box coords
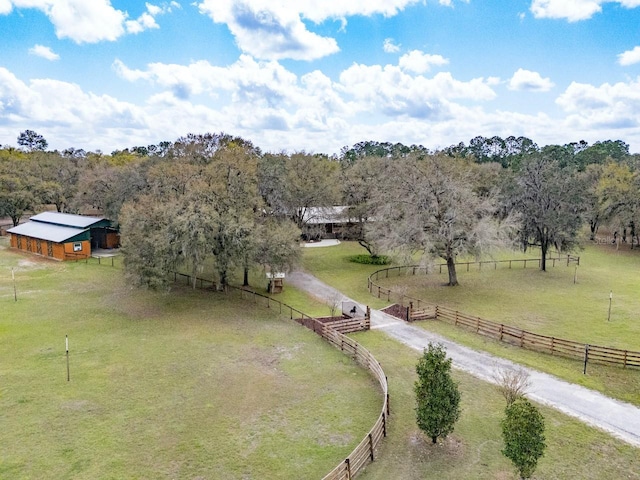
[196,1,339,60]
[4,52,640,155]
[383,38,401,53]
[125,3,175,35]
[399,50,448,74]
[508,68,554,92]
[28,44,60,61]
[338,63,496,120]
[530,0,640,22]
[618,46,640,66]
[556,78,640,113]
[196,0,428,60]
[0,67,148,149]
[0,1,173,43]
[0,0,12,14]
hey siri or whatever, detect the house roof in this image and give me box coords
[8,212,108,243]
[30,212,105,228]
[8,222,89,243]
[304,206,353,224]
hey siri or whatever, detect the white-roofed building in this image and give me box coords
[8,212,118,261]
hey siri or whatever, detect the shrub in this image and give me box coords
[348,254,390,265]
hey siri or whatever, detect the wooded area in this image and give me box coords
[2,131,640,287]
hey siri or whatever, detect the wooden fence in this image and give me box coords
[368,257,640,370]
[170,274,390,480]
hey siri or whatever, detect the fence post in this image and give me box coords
[345,458,352,480]
[386,391,390,416]
[382,411,387,437]
[377,286,381,298]
[583,344,590,374]
[368,433,375,461]
[499,324,504,341]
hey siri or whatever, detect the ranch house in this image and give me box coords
[303,206,365,240]
[8,212,119,261]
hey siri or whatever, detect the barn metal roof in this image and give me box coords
[30,212,105,228]
[8,222,89,243]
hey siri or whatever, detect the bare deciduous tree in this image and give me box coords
[373,154,517,286]
[493,367,531,406]
[328,292,344,318]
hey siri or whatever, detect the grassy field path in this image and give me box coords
[287,270,640,448]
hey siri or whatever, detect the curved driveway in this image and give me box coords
[288,270,640,448]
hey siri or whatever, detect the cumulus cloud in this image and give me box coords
[554,78,640,138]
[113,55,303,105]
[0,67,146,150]
[0,1,174,43]
[383,38,401,53]
[530,0,640,22]
[28,44,60,61]
[4,51,640,154]
[618,46,640,66]
[0,0,12,14]
[399,50,448,74]
[556,78,640,113]
[196,0,426,60]
[508,68,554,92]
[338,63,496,120]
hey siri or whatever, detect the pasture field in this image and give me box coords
[0,238,381,479]
[302,241,640,406]
[352,331,640,480]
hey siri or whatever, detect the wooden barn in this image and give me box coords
[7,212,118,261]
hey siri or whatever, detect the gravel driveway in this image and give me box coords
[287,270,640,448]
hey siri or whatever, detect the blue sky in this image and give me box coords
[1,0,640,154]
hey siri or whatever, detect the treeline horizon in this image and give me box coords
[2,130,635,170]
[2,130,639,288]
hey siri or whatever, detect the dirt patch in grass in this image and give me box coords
[381,303,407,320]
[408,431,465,459]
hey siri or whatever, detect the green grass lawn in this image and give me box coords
[300,241,393,310]
[351,331,640,480]
[375,243,640,351]
[299,241,640,406]
[0,239,381,479]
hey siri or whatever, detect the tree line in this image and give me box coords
[2,131,639,288]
